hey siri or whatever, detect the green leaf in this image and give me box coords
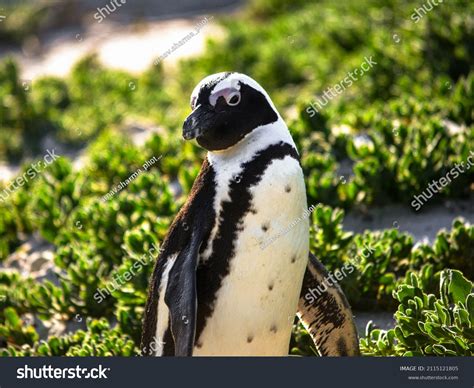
[434,301,449,325]
[4,307,21,328]
[467,294,474,327]
[447,270,472,304]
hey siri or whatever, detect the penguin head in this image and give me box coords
[183,72,279,151]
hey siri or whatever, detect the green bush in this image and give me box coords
[310,205,473,311]
[361,269,474,356]
[1,319,136,357]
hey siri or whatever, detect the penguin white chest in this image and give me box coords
[194,156,309,355]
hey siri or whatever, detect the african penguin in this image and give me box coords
[141,72,359,356]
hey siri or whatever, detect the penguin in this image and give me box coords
[141,72,359,356]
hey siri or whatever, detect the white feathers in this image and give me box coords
[154,253,178,356]
[194,155,309,355]
[200,118,297,263]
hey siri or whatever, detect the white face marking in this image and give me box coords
[189,72,280,118]
[190,72,228,109]
[209,87,241,107]
[215,73,280,114]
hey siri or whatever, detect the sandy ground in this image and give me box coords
[0,5,229,180]
[0,0,241,78]
[0,164,17,182]
[3,16,224,80]
[344,200,474,243]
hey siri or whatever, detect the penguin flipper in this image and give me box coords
[162,160,215,356]
[164,230,202,356]
[141,158,216,356]
[297,253,360,356]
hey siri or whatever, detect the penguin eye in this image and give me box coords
[226,91,241,106]
[209,87,241,107]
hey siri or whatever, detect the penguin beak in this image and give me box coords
[183,105,213,140]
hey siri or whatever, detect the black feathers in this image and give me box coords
[141,158,216,356]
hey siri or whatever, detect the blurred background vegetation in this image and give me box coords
[0,0,472,356]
